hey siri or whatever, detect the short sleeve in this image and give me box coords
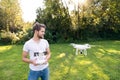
[46,40,49,48]
[23,42,29,52]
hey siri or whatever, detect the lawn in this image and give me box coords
[0,40,120,80]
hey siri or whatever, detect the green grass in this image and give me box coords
[0,40,120,80]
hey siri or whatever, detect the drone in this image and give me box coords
[70,43,91,56]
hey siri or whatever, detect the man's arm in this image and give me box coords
[45,48,51,62]
[22,51,37,65]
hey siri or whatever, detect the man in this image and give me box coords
[22,22,51,80]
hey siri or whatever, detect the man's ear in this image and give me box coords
[35,30,38,33]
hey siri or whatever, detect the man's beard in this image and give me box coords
[37,34,44,39]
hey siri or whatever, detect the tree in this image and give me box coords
[0,0,24,44]
[0,0,23,32]
[36,0,120,42]
[67,0,120,40]
[36,0,72,42]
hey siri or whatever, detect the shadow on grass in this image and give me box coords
[0,45,29,80]
[0,40,120,80]
[50,41,120,80]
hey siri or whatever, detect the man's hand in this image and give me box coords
[31,59,39,66]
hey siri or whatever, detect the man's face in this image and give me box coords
[37,27,45,39]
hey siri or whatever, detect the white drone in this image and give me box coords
[70,43,91,56]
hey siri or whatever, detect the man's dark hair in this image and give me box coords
[33,22,46,33]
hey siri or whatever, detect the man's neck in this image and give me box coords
[32,36,41,43]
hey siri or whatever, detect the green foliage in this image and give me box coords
[35,0,120,43]
[19,28,33,44]
[36,0,72,43]
[0,0,120,44]
[0,30,19,44]
[0,0,23,31]
[0,29,32,44]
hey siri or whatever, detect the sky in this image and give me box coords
[19,0,86,22]
[20,0,44,22]
[19,0,73,22]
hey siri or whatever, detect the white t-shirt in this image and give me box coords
[23,38,49,71]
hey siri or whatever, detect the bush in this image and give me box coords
[18,28,33,44]
[0,30,20,44]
